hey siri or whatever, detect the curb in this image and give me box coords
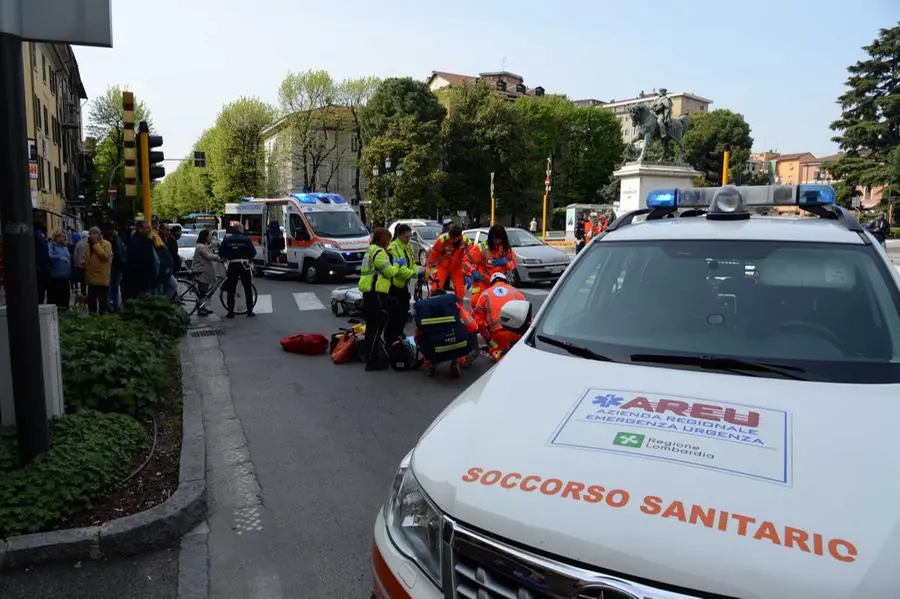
[0,334,207,571]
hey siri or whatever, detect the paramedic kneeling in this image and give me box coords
[219,223,257,319]
[386,224,423,344]
[425,224,471,300]
[358,227,398,371]
[472,272,526,361]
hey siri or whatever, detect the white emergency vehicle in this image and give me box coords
[371,184,900,599]
[224,193,370,282]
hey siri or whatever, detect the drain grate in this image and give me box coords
[190,328,225,338]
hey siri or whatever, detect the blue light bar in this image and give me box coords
[291,193,318,204]
[645,184,837,209]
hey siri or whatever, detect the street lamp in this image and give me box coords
[372,157,403,226]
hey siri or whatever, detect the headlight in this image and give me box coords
[316,241,340,251]
[384,452,443,586]
[522,258,542,265]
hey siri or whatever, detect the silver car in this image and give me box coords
[410,224,441,265]
[176,233,199,270]
[463,227,570,285]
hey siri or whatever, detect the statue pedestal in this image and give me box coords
[613,162,702,213]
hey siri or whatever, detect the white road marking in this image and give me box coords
[292,291,327,311]
[253,294,273,314]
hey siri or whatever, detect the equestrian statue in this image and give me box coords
[626,88,691,164]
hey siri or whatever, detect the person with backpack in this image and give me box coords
[385,223,424,344]
[218,223,258,318]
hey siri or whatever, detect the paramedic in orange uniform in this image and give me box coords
[593,214,608,237]
[466,224,517,309]
[425,224,471,300]
[472,272,527,362]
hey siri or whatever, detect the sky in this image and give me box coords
[74,0,896,164]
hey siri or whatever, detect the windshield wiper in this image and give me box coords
[629,353,806,380]
[536,335,615,362]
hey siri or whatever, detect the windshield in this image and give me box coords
[534,240,900,383]
[177,235,198,248]
[506,229,544,247]
[415,226,441,241]
[304,211,368,238]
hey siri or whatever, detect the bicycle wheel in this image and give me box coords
[219,281,258,315]
[175,277,200,316]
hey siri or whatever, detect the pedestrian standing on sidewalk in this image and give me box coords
[47,230,72,310]
[73,230,89,296]
[191,229,217,316]
[124,220,158,300]
[867,212,890,248]
[104,222,126,312]
[84,227,112,315]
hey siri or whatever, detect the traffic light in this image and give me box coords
[122,91,138,201]
[138,120,164,219]
[705,144,731,185]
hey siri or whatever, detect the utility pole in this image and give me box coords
[541,155,552,241]
[0,0,112,465]
[0,8,50,463]
[722,143,731,185]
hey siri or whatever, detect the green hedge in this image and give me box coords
[59,298,186,417]
[0,411,147,537]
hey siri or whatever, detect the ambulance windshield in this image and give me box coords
[304,210,368,238]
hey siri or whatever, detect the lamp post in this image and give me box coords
[372,157,403,227]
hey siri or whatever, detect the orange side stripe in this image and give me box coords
[372,541,414,599]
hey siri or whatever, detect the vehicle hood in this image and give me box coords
[514,244,569,263]
[319,236,369,252]
[178,248,194,259]
[412,343,900,598]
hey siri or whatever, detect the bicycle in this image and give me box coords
[176,259,258,316]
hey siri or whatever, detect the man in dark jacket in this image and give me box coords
[157,224,176,299]
[218,223,256,318]
[168,224,183,274]
[867,212,890,247]
[124,220,159,299]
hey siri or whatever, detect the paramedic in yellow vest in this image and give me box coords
[358,227,399,371]
[386,223,424,344]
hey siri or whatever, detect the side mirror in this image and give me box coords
[499,300,532,334]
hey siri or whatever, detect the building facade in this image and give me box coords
[579,90,713,144]
[426,70,545,99]
[21,42,88,234]
[261,111,366,210]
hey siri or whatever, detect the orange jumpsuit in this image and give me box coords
[472,282,527,361]
[426,233,471,300]
[465,241,518,308]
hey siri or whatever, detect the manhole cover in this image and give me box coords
[190,328,225,338]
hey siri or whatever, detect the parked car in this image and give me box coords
[388,219,439,237]
[176,233,199,270]
[410,224,441,265]
[210,229,227,253]
[463,227,570,285]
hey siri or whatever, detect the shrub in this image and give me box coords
[120,296,190,338]
[0,411,147,538]
[60,314,171,417]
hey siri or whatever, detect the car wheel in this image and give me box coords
[509,268,522,287]
[303,260,318,284]
[418,250,427,266]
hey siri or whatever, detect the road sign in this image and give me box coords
[29,161,38,180]
[107,187,117,196]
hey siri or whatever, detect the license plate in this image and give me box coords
[549,266,564,274]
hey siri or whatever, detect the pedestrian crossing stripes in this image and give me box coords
[293,291,328,311]
[253,294,273,314]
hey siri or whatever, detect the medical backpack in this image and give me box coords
[413,294,475,363]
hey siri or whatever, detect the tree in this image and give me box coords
[682,109,753,186]
[154,127,221,219]
[336,76,381,203]
[277,70,347,192]
[361,78,446,220]
[208,97,275,214]
[829,24,900,207]
[85,85,152,217]
[565,107,625,203]
[440,83,525,220]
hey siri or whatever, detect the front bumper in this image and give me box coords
[372,509,442,599]
[316,250,364,279]
[517,262,568,282]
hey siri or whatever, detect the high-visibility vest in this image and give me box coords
[358,244,397,294]
[388,239,417,288]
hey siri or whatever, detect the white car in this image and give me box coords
[176,233,199,270]
[371,184,900,598]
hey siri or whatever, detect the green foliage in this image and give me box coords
[0,426,16,474]
[59,314,172,417]
[829,24,900,196]
[361,78,447,219]
[682,109,754,186]
[0,411,147,537]
[120,296,190,338]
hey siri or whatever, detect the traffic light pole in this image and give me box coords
[139,121,152,221]
[722,143,731,185]
[0,30,50,464]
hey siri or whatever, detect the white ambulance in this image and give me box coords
[371,184,900,599]
[224,193,370,282]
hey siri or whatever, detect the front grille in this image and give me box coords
[448,520,714,599]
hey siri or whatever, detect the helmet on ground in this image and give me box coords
[490,272,507,285]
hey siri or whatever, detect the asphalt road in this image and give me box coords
[203,274,553,599]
